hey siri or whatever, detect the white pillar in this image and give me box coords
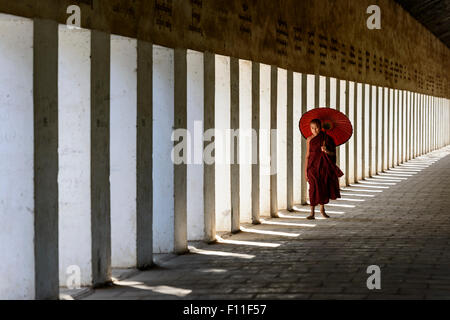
[301,74,310,198]
[410,92,414,159]
[418,93,421,155]
[259,63,271,215]
[329,78,337,110]
[434,96,436,150]
[383,88,389,170]
[0,14,34,299]
[414,93,418,157]
[348,81,356,184]
[392,89,397,166]
[339,80,347,186]
[418,93,422,157]
[238,59,252,223]
[415,93,419,157]
[153,45,175,253]
[430,96,436,150]
[215,54,231,232]
[405,91,408,160]
[425,95,428,153]
[306,74,316,111]
[293,72,303,204]
[306,74,315,194]
[356,83,363,181]
[425,95,431,153]
[371,86,377,176]
[388,88,394,168]
[319,75,326,107]
[407,91,411,160]
[187,50,204,241]
[287,70,293,211]
[110,35,137,268]
[378,87,384,173]
[277,68,287,210]
[364,84,370,178]
[58,25,92,286]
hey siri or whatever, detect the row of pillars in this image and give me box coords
[1,14,449,299]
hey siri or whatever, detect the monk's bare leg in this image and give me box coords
[320,204,330,218]
[307,206,315,220]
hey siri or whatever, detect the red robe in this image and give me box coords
[307,131,344,206]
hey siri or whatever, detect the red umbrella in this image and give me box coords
[299,107,353,146]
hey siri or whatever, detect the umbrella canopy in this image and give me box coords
[299,107,353,146]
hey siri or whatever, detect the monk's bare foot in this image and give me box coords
[321,211,330,218]
[306,215,315,220]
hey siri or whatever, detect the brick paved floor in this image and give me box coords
[82,146,450,300]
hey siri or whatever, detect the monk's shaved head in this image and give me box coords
[310,119,322,128]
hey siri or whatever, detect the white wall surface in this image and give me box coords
[58,26,92,286]
[110,35,137,267]
[0,14,35,299]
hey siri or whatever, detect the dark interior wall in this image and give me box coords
[1,0,448,98]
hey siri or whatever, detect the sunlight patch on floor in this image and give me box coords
[240,226,300,237]
[115,281,192,297]
[188,245,255,259]
[215,236,281,248]
[260,218,316,227]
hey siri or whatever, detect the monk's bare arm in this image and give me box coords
[305,137,311,180]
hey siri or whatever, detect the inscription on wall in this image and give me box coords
[2,0,448,97]
[154,0,173,31]
[276,19,288,57]
[238,2,252,36]
[189,0,203,35]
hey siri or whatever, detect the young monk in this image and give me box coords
[305,119,344,219]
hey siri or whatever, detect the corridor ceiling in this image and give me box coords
[394,0,450,48]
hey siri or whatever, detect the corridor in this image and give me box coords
[80,147,450,300]
[1,1,450,300]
